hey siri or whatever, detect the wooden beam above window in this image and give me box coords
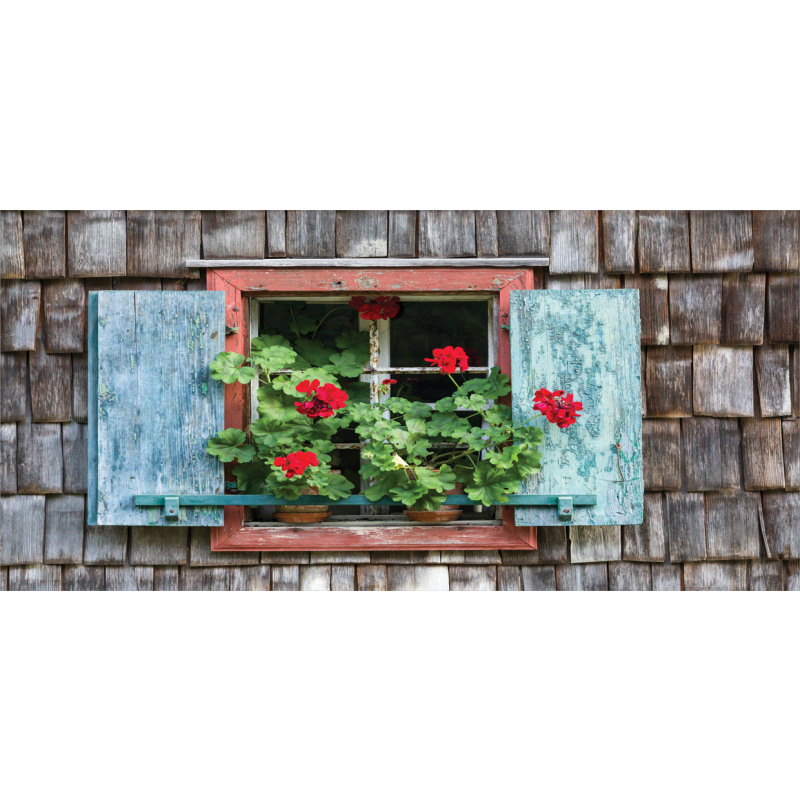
[186,257,549,269]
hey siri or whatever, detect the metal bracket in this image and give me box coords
[164,496,180,519]
[557,496,574,522]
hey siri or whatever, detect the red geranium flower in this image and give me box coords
[424,346,470,374]
[349,295,401,321]
[381,379,397,385]
[274,451,319,478]
[533,388,583,429]
[294,379,349,418]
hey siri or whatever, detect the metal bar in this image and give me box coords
[135,494,597,508]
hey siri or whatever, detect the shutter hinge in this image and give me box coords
[557,496,574,522]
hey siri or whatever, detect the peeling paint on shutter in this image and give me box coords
[88,291,225,525]
[509,289,643,526]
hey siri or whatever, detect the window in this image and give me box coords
[248,295,500,526]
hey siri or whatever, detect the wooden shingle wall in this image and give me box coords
[1,210,798,590]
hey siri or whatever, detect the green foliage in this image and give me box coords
[206,428,255,463]
[249,344,296,373]
[209,352,255,384]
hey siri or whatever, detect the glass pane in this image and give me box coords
[390,300,489,368]
[389,374,472,405]
[258,300,359,352]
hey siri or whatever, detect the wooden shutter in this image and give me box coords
[509,289,643,526]
[88,291,225,525]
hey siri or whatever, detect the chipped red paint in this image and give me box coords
[207,266,537,552]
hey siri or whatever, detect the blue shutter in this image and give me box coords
[509,289,643,526]
[88,291,225,526]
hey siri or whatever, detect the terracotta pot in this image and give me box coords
[274,481,332,524]
[403,480,464,524]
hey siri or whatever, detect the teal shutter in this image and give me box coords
[509,289,643,526]
[88,291,225,526]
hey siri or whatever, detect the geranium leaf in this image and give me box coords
[206,428,256,463]
[209,352,256,384]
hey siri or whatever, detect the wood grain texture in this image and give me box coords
[72,353,88,423]
[180,567,234,591]
[755,345,791,417]
[388,211,416,257]
[664,492,707,562]
[549,211,598,274]
[42,279,85,352]
[154,567,180,591]
[682,418,741,491]
[741,419,785,490]
[356,564,387,590]
[690,211,753,273]
[761,492,800,559]
[783,420,800,490]
[496,211,549,256]
[623,492,666,562]
[67,211,126,277]
[286,211,335,257]
[645,346,692,417]
[638,211,690,273]
[511,290,643,526]
[189,528,260,566]
[83,526,127,565]
[0,494,45,565]
[601,211,636,273]
[63,565,105,591]
[794,347,800,417]
[331,564,355,591]
[669,275,722,344]
[271,564,299,591]
[201,211,265,259]
[195,257,547,270]
[683,562,747,591]
[29,325,71,422]
[609,562,651,590]
[499,528,568,565]
[642,420,681,490]
[308,551,370,564]
[335,211,388,257]
[387,565,449,590]
[721,274,765,345]
[651,564,682,591]
[767,274,800,342]
[693,346,754,417]
[418,211,476,257]
[126,211,201,278]
[0,211,24,278]
[266,211,287,257]
[449,566,496,591]
[16,423,62,493]
[497,565,521,590]
[89,291,225,525]
[23,211,66,278]
[62,422,88,494]
[1,279,41,351]
[9,565,61,591]
[0,353,27,421]
[786,561,800,592]
[555,563,607,591]
[299,565,331,590]
[0,424,16,493]
[749,561,783,591]
[705,492,761,560]
[105,566,153,591]
[521,565,557,590]
[43,494,85,564]
[752,211,800,271]
[570,526,622,563]
[475,211,498,257]
[230,566,270,591]
[129,526,188,565]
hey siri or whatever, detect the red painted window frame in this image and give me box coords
[207,266,539,551]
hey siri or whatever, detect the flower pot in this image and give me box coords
[403,481,464,525]
[274,483,332,524]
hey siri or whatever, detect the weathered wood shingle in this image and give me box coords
[624,275,669,345]
[43,494,85,564]
[29,327,71,422]
[1,280,41,351]
[555,563,607,591]
[475,211,498,257]
[690,211,753,273]
[266,211,287,257]
[0,353,27,421]
[638,211,690,273]
[23,211,66,278]
[783,420,800,491]
[62,421,88,494]
[126,211,201,277]
[286,211,336,257]
[0,211,24,278]
[16,423,63,493]
[418,211,476,257]
[0,424,16,494]
[496,211,549,256]
[201,211,266,258]
[42,279,85,352]
[761,493,800,559]
[721,274,765,345]
[549,211,598,274]
[67,211,126,277]
[767,273,800,343]
[388,211,416,257]
[682,418,741,491]
[665,492,707,562]
[1,494,46,565]
[683,562,748,591]
[646,346,692,417]
[669,275,722,344]
[753,211,800,271]
[705,492,761,560]
[749,561,783,591]
[741,419,785,490]
[601,210,636,273]
[755,345,792,417]
[642,420,681,490]
[622,493,666,562]
[693,346,754,417]
[335,211,388,257]
[609,562,652,590]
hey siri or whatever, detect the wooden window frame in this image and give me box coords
[207,264,539,551]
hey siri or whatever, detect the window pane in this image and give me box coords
[258,300,359,352]
[390,374,469,405]
[390,301,489,368]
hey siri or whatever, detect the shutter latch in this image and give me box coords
[557,496,574,522]
[164,496,180,519]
